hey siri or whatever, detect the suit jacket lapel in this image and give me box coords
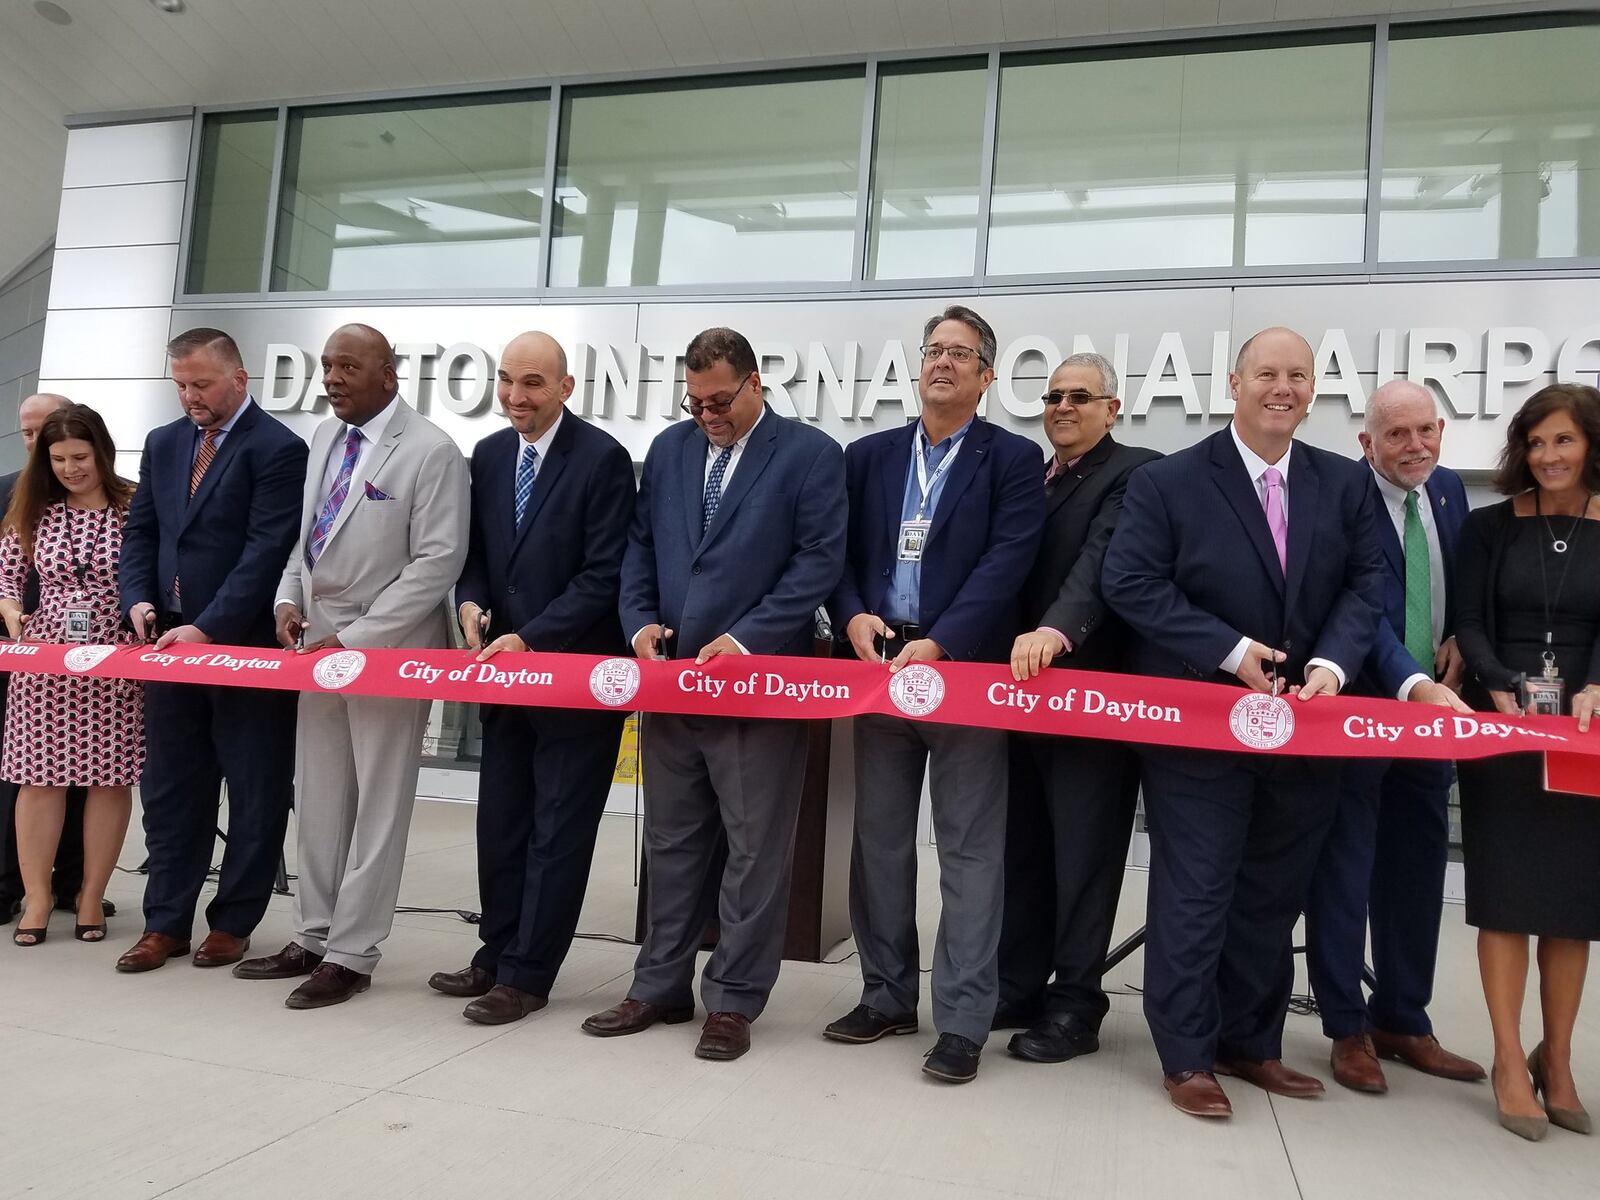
[879,425,914,534]
[511,417,573,561]
[1375,487,1404,579]
[1283,448,1319,613]
[698,407,778,554]
[1209,432,1285,596]
[681,426,707,550]
[926,419,990,544]
[302,419,337,548]
[181,402,258,533]
[323,400,406,556]
[1047,434,1115,516]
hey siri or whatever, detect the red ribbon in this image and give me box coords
[2,642,1596,789]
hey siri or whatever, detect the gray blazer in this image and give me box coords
[276,398,469,650]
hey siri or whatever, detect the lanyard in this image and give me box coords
[912,431,964,521]
[65,504,111,592]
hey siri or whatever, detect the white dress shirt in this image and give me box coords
[703,404,766,490]
[1372,466,1448,700]
[1218,425,1346,690]
[513,408,564,508]
[314,395,402,509]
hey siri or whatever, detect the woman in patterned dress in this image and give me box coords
[1,404,143,946]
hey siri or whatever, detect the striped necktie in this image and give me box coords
[306,427,362,567]
[514,443,539,528]
[190,429,219,497]
[702,445,732,534]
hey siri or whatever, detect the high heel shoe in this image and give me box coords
[74,923,107,942]
[12,895,52,947]
[1528,1043,1591,1135]
[1493,1067,1549,1142]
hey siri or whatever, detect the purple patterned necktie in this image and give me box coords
[1262,465,1288,575]
[306,426,362,568]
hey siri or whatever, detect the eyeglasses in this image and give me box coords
[681,376,751,418]
[1041,390,1114,407]
[919,343,988,366]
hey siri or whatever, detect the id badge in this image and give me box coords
[64,607,93,643]
[1522,673,1566,717]
[896,519,930,563]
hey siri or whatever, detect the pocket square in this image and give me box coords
[363,482,394,501]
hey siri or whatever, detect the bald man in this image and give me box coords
[1104,327,1385,1118]
[0,393,92,923]
[234,324,468,1009]
[1305,381,1484,1093]
[427,332,635,1024]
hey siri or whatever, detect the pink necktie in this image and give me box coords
[1262,466,1287,575]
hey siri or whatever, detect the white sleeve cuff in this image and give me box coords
[1307,657,1347,692]
[1398,673,1430,702]
[1220,636,1251,675]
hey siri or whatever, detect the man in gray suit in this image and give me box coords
[234,324,468,1009]
[582,326,846,1061]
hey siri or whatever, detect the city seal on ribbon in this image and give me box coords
[589,657,641,707]
[62,645,117,673]
[888,662,945,717]
[1228,692,1296,751]
[311,649,367,691]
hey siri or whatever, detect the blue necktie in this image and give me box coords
[702,446,732,534]
[514,443,539,528]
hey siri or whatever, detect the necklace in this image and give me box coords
[1535,490,1591,554]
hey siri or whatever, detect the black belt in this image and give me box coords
[884,623,922,642]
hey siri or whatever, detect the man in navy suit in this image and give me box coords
[823,305,1044,1084]
[1306,380,1485,1092]
[115,328,308,974]
[1102,326,1384,1119]
[582,326,845,1061]
[427,330,635,1025]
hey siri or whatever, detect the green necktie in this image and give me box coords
[1403,490,1434,670]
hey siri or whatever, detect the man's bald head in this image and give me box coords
[1234,326,1313,375]
[498,330,574,443]
[19,392,70,453]
[1360,379,1443,490]
[321,324,398,427]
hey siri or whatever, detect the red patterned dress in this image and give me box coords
[0,502,144,785]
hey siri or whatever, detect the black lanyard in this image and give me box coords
[1532,491,1590,655]
[65,504,111,592]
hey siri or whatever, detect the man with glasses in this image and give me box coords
[823,305,1043,1083]
[582,326,845,1062]
[996,352,1161,1064]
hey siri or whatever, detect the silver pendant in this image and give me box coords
[1553,539,1568,554]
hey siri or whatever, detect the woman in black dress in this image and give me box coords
[1455,383,1600,1141]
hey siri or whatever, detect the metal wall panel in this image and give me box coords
[38,308,174,381]
[59,120,191,189]
[55,182,187,250]
[48,246,182,311]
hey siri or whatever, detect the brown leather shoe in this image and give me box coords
[428,964,494,997]
[581,997,695,1037]
[232,942,324,980]
[1369,1030,1486,1082]
[695,1011,751,1061]
[192,931,250,969]
[1164,1071,1232,1118]
[285,963,370,1009]
[115,932,192,974]
[1216,1057,1325,1098]
[1330,1034,1388,1094]
[463,984,547,1026]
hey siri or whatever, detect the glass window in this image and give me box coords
[271,92,549,292]
[987,38,1372,276]
[550,70,865,288]
[868,59,987,281]
[186,111,277,294]
[1380,20,1600,262]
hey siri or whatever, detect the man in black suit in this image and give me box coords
[1102,327,1384,1119]
[428,330,635,1025]
[115,327,308,974]
[996,353,1160,1063]
[0,392,92,924]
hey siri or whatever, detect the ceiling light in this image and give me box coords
[34,1,73,25]
[149,0,186,13]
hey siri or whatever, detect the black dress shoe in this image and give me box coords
[990,1002,1042,1031]
[285,963,370,1009]
[923,1033,982,1083]
[1008,1014,1101,1064]
[428,965,494,997]
[463,985,547,1025]
[233,942,324,980]
[823,1004,919,1044]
